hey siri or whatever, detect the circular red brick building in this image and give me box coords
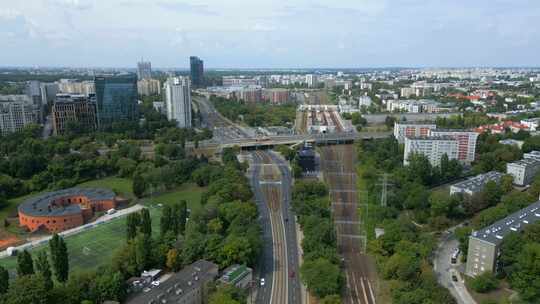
[18,187,118,233]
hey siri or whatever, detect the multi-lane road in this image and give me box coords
[320,144,377,304]
[250,151,301,304]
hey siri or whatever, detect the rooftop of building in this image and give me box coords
[524,150,540,158]
[219,264,252,285]
[394,121,437,126]
[471,200,540,245]
[451,171,504,193]
[507,158,540,167]
[18,187,116,217]
[430,129,477,134]
[126,260,218,304]
[405,135,457,141]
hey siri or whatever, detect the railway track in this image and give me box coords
[320,144,377,304]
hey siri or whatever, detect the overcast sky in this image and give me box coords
[1,0,539,68]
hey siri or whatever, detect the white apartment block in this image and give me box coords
[0,95,41,135]
[506,158,540,186]
[358,95,373,108]
[305,74,318,88]
[393,122,437,144]
[404,136,458,166]
[449,171,504,196]
[164,77,192,128]
[429,129,478,164]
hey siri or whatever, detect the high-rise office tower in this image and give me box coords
[94,74,138,128]
[164,77,192,128]
[189,56,204,87]
[137,60,152,80]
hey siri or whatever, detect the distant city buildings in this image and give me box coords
[222,76,257,87]
[386,99,450,113]
[238,87,263,103]
[57,79,95,96]
[52,93,97,135]
[136,60,152,80]
[137,78,161,96]
[0,95,41,135]
[190,56,204,87]
[164,77,192,128]
[94,74,138,128]
[264,88,290,104]
[465,201,540,277]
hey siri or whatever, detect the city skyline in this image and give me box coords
[1,0,539,68]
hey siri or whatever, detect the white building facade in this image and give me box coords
[393,122,437,144]
[164,77,192,128]
[0,95,41,135]
[404,136,459,166]
[429,130,478,164]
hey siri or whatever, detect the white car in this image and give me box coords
[260,278,265,286]
[151,281,160,287]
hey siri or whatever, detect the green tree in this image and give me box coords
[509,243,540,301]
[95,271,126,303]
[135,234,152,272]
[500,174,514,194]
[0,266,9,294]
[34,251,53,290]
[469,272,499,293]
[160,205,172,236]
[140,208,152,236]
[3,275,50,304]
[132,172,146,198]
[300,258,342,298]
[49,234,69,283]
[16,250,34,276]
[320,294,341,304]
[177,200,187,235]
[126,212,141,240]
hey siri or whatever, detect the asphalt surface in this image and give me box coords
[193,96,253,140]
[250,151,301,304]
[433,230,477,304]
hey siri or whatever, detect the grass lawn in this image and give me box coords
[0,179,207,275]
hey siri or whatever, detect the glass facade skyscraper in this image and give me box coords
[94,74,138,128]
[189,56,204,87]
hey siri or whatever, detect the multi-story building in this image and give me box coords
[523,150,540,161]
[127,260,219,304]
[222,76,258,87]
[94,74,138,128]
[40,83,59,106]
[190,56,204,87]
[137,78,161,96]
[358,95,372,108]
[404,136,458,166]
[238,87,262,103]
[506,158,540,186]
[430,129,478,164]
[51,94,97,135]
[400,87,416,98]
[393,122,437,144]
[57,79,95,96]
[164,77,192,128]
[264,88,289,104]
[0,95,41,135]
[306,74,318,88]
[449,171,504,196]
[136,60,152,80]
[465,200,540,277]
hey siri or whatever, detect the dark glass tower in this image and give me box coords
[94,74,138,128]
[189,56,204,87]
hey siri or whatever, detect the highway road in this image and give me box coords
[193,96,253,140]
[250,151,301,304]
[320,144,377,304]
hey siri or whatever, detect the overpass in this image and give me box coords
[194,131,392,150]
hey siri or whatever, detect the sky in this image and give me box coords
[0,0,539,68]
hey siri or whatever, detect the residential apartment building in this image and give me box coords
[393,122,437,144]
[465,201,540,277]
[449,171,504,196]
[305,74,318,88]
[57,79,95,96]
[523,150,540,161]
[136,60,152,80]
[94,74,138,128]
[404,136,458,166]
[238,87,262,103]
[506,158,540,186]
[222,77,258,87]
[127,260,219,304]
[430,129,478,164]
[265,88,289,104]
[51,94,97,135]
[164,77,192,128]
[0,95,41,135]
[137,78,161,96]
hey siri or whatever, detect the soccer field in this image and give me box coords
[0,206,161,275]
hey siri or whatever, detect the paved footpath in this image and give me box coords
[0,204,144,258]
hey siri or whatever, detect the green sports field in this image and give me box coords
[0,178,206,275]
